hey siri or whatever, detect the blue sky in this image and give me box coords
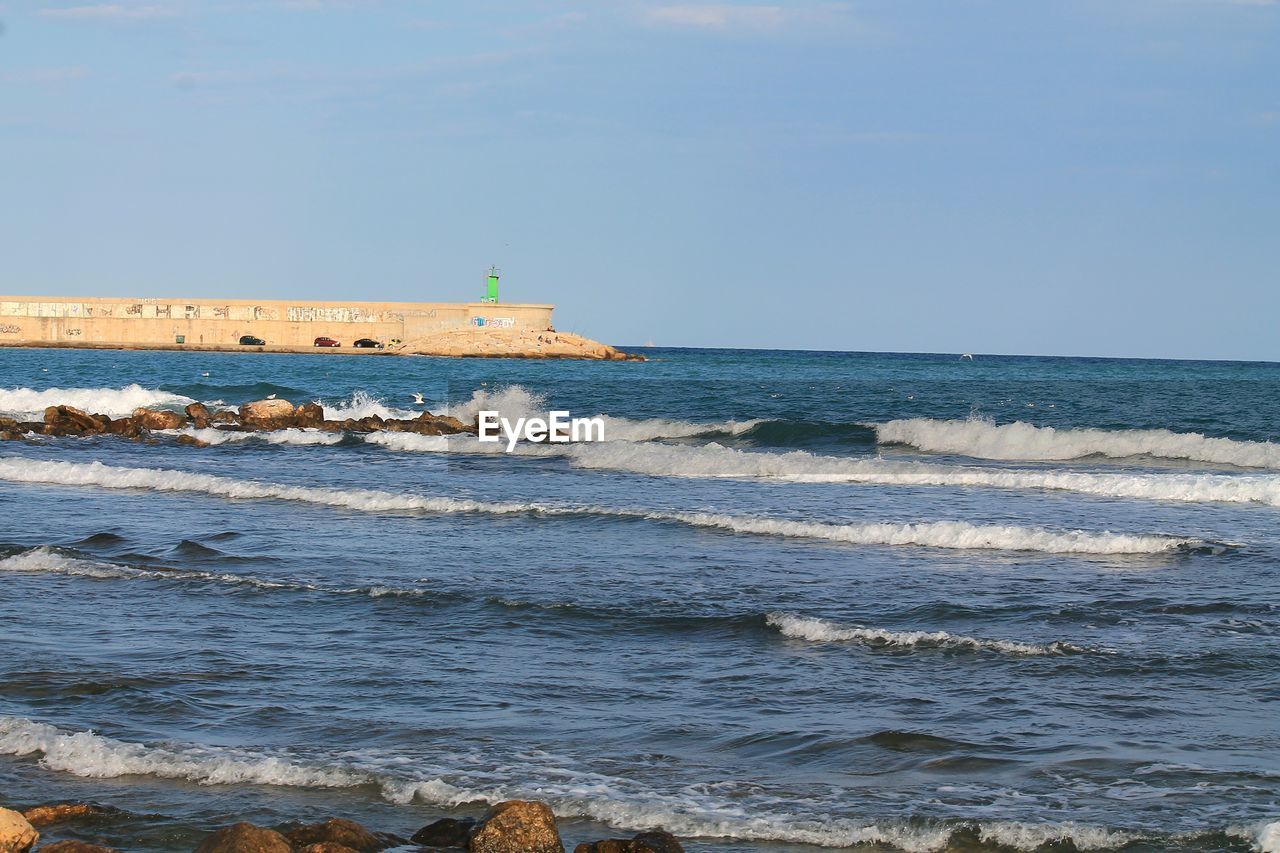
[1,1,1276,359]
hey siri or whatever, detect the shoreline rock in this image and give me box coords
[0,808,38,853]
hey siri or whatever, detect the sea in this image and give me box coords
[1,346,1278,852]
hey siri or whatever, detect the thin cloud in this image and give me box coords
[643,3,857,34]
[39,3,179,19]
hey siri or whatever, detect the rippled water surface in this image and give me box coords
[1,347,1278,852]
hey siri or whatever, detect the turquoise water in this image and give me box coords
[1,347,1278,851]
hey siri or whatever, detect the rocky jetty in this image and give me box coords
[0,399,475,444]
[392,328,644,361]
[1,798,685,853]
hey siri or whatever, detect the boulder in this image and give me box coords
[296,845,359,853]
[410,817,476,848]
[239,399,296,421]
[211,410,241,425]
[572,831,683,853]
[0,808,38,853]
[42,406,106,436]
[193,823,291,853]
[21,804,115,828]
[283,819,384,853]
[176,434,210,448]
[0,430,24,441]
[131,407,186,431]
[294,402,326,428]
[36,842,117,853]
[104,418,144,439]
[186,402,212,428]
[468,802,562,853]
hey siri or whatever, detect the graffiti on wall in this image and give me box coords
[0,324,21,334]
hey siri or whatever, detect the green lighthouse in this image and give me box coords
[483,266,500,303]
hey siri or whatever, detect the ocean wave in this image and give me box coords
[0,714,1161,851]
[168,427,343,446]
[319,390,421,422]
[765,613,1089,656]
[875,418,1280,469]
[0,458,1206,554]
[0,384,194,418]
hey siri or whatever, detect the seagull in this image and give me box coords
[201,371,210,377]
[961,353,974,361]
[267,393,277,400]
[411,392,425,405]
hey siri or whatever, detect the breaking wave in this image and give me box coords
[766,613,1090,656]
[0,384,194,419]
[875,418,1280,469]
[169,427,343,446]
[319,390,420,422]
[0,458,1207,554]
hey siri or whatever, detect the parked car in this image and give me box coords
[238,335,265,346]
[313,336,341,348]
[353,338,384,349]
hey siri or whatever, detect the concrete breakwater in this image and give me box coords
[0,296,554,351]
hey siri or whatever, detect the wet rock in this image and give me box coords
[0,808,38,853]
[572,831,683,853]
[296,844,359,853]
[21,805,117,829]
[176,434,210,448]
[104,418,144,439]
[193,822,291,853]
[0,429,24,441]
[410,817,476,848]
[354,415,385,432]
[283,819,385,853]
[238,399,296,428]
[186,402,212,428]
[211,410,241,425]
[468,801,562,853]
[43,405,107,436]
[295,402,326,428]
[131,407,186,431]
[37,841,118,853]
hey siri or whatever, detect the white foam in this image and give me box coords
[446,385,760,441]
[167,427,343,446]
[1254,821,1280,852]
[876,417,1280,469]
[766,613,1087,656]
[0,458,1202,554]
[321,390,420,422]
[0,384,194,419]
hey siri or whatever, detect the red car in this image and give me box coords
[313,336,341,348]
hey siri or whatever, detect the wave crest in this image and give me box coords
[766,613,1089,656]
[875,418,1280,469]
[0,384,194,418]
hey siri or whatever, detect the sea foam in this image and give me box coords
[0,384,194,419]
[765,613,1088,656]
[0,714,1155,852]
[0,458,1203,554]
[875,418,1280,469]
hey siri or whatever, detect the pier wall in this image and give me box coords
[0,297,555,349]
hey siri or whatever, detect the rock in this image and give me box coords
[296,845,359,853]
[211,410,240,425]
[0,430,24,441]
[21,805,116,829]
[294,402,326,428]
[193,823,291,853]
[104,418,144,438]
[0,808,38,853]
[354,416,385,432]
[37,841,118,853]
[131,407,186,431]
[468,801,562,853]
[239,399,296,422]
[186,402,212,428]
[176,434,210,448]
[283,819,384,853]
[42,405,107,436]
[572,831,683,853]
[410,817,476,848]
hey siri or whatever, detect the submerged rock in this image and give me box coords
[468,802,562,853]
[572,831,683,853]
[295,844,359,853]
[20,805,117,829]
[410,817,476,848]
[193,823,291,853]
[283,819,388,852]
[37,841,118,853]
[0,808,38,853]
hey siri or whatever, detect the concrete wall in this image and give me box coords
[0,296,555,348]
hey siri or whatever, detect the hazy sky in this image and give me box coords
[1,1,1276,359]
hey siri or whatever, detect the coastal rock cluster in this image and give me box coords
[0,801,685,853]
[0,399,473,444]
[391,329,645,361]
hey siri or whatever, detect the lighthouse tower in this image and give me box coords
[482,266,500,303]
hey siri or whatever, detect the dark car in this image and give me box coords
[313,336,341,348]
[353,338,384,349]
[238,335,266,346]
